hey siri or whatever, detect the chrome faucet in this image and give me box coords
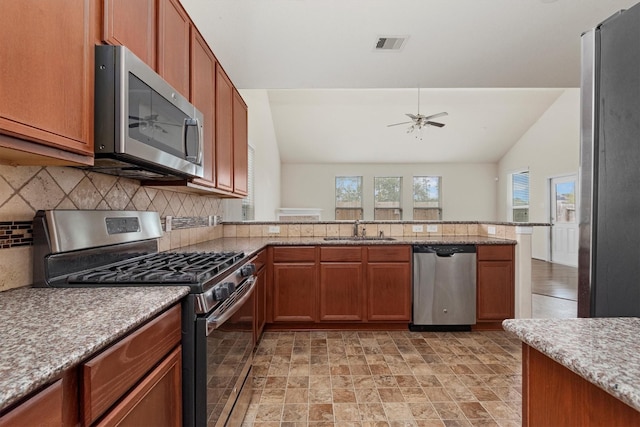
[353,220,360,237]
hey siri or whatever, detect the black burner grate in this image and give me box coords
[66,251,245,285]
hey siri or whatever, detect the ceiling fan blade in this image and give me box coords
[423,112,448,121]
[128,123,142,128]
[426,121,445,128]
[387,121,413,127]
[405,113,419,120]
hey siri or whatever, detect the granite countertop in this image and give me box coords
[503,317,640,412]
[180,235,516,257]
[0,286,189,412]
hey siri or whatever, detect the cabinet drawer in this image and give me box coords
[82,304,181,425]
[477,245,514,261]
[95,347,182,427]
[367,245,411,263]
[320,246,362,262]
[0,379,62,427]
[272,246,316,262]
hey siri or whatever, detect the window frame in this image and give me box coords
[335,176,363,220]
[509,169,530,223]
[374,176,403,220]
[412,176,442,220]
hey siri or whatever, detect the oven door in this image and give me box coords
[195,277,256,427]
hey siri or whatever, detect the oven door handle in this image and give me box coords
[206,277,256,335]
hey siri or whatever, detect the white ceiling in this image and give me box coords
[180,0,638,163]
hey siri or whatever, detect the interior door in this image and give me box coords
[550,175,578,267]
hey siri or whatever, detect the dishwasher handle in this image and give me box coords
[412,244,476,256]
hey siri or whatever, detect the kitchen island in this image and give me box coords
[503,317,640,426]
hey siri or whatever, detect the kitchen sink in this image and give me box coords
[323,236,396,241]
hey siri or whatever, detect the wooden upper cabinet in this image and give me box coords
[103,0,156,68]
[0,0,94,160]
[215,66,234,192]
[157,0,190,97]
[233,90,248,196]
[190,29,217,185]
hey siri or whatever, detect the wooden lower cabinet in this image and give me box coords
[319,262,364,321]
[272,263,317,322]
[0,379,64,427]
[254,259,267,343]
[367,262,412,321]
[476,245,514,325]
[0,304,182,427]
[268,245,411,326]
[523,345,640,426]
[95,347,182,427]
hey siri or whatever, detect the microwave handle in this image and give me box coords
[184,118,203,165]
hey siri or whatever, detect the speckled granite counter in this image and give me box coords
[178,235,515,257]
[0,286,189,412]
[503,317,640,412]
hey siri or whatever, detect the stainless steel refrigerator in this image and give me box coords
[579,2,640,317]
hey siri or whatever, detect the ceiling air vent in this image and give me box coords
[374,36,408,51]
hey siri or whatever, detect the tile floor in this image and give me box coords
[244,330,523,426]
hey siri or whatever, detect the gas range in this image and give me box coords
[32,210,254,313]
[31,210,258,426]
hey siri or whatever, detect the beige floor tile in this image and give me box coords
[248,330,523,426]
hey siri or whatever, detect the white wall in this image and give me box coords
[281,163,498,221]
[497,89,581,259]
[225,90,282,220]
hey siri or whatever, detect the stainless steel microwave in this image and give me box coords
[93,45,204,181]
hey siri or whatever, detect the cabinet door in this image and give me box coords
[254,266,266,343]
[367,263,411,321]
[477,260,514,321]
[272,263,316,322]
[157,0,190,97]
[319,263,363,321]
[95,347,182,427]
[0,379,62,427]
[215,66,234,192]
[190,30,217,185]
[233,90,248,196]
[0,1,93,157]
[103,0,155,68]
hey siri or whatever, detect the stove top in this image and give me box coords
[66,251,246,286]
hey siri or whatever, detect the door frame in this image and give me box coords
[547,172,579,265]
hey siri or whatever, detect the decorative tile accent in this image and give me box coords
[0,166,225,290]
[0,221,33,249]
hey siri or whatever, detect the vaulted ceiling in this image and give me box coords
[181,0,638,163]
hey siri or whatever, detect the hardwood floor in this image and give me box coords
[531,259,578,319]
[531,259,577,301]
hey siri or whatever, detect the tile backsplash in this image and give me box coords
[0,165,223,291]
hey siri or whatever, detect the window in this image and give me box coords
[335,176,363,220]
[374,177,402,220]
[511,170,529,222]
[241,146,255,220]
[413,176,442,220]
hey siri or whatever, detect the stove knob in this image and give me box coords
[225,282,236,294]
[214,286,230,301]
[240,263,256,277]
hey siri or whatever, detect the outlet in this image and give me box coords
[412,225,423,233]
[426,224,438,233]
[268,225,281,234]
[488,226,496,235]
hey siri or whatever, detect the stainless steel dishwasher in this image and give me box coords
[412,244,476,330]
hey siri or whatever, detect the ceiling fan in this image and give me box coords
[387,89,448,134]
